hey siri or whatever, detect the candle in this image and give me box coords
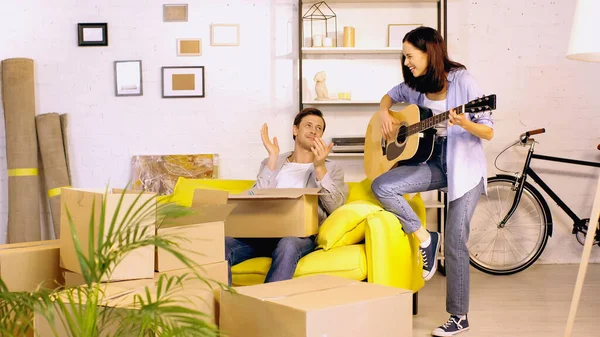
[343,26,355,47]
[323,37,333,47]
[313,34,323,47]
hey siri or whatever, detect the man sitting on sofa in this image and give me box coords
[225,108,348,285]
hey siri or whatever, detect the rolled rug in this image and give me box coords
[1,58,41,242]
[36,113,71,238]
[60,113,72,183]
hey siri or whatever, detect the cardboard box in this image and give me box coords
[220,275,413,337]
[33,281,153,337]
[225,188,320,238]
[156,260,228,325]
[0,240,62,292]
[62,269,159,290]
[60,188,156,282]
[155,189,235,272]
[35,261,229,336]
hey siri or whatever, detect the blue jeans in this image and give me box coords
[371,137,484,315]
[225,235,316,286]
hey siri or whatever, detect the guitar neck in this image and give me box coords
[407,105,464,136]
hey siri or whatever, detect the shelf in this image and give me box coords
[329,152,364,157]
[304,0,439,3]
[302,47,403,54]
[303,100,379,105]
[424,201,445,209]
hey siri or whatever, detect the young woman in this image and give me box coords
[371,26,494,336]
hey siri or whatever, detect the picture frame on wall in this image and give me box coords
[78,23,108,46]
[163,4,188,22]
[161,66,205,98]
[387,24,422,48]
[177,38,202,56]
[211,24,240,46]
[114,60,143,96]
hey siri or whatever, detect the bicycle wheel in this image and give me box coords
[468,175,551,275]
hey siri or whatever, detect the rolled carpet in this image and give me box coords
[59,113,72,183]
[36,113,71,238]
[2,58,41,243]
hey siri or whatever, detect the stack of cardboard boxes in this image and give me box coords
[1,186,415,336]
[34,187,235,335]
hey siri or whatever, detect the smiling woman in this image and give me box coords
[371,26,495,337]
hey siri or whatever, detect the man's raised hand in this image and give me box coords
[261,123,280,157]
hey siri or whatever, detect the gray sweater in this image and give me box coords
[252,151,349,224]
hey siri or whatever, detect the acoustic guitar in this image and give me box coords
[364,94,497,180]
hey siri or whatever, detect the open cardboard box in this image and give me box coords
[220,275,413,337]
[155,189,236,272]
[225,188,321,238]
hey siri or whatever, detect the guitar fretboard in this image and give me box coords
[407,105,464,137]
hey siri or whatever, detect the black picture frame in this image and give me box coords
[78,23,108,46]
[161,66,205,98]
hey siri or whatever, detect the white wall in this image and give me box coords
[0,0,598,263]
[0,0,300,242]
[447,0,600,264]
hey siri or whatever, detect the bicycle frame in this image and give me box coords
[500,141,600,228]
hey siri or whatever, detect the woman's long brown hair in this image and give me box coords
[401,26,465,93]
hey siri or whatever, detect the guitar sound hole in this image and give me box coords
[396,125,408,144]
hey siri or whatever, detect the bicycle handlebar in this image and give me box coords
[526,128,546,136]
[520,128,546,144]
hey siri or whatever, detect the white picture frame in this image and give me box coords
[388,24,422,48]
[211,24,240,46]
[114,60,143,96]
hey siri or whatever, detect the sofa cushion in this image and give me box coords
[346,178,382,206]
[231,244,367,286]
[170,177,254,206]
[364,193,426,292]
[316,201,382,251]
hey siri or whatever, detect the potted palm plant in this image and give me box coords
[0,186,228,337]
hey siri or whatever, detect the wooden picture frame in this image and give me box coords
[78,23,108,46]
[211,24,240,46]
[163,4,188,22]
[387,24,422,48]
[177,39,202,56]
[114,60,143,96]
[161,66,205,98]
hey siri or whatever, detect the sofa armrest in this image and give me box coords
[365,210,425,293]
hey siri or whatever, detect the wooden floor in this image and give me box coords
[413,264,600,337]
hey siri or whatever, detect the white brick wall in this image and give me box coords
[447,0,600,263]
[0,0,598,263]
[0,0,299,242]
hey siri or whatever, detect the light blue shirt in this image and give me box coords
[387,68,494,201]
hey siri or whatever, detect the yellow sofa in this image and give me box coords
[168,177,426,313]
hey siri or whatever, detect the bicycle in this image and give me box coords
[468,128,600,275]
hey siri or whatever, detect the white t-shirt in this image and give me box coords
[423,95,448,137]
[275,161,314,188]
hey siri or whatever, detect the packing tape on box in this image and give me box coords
[48,185,72,197]
[7,168,38,176]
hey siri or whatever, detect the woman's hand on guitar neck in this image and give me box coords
[379,109,400,140]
